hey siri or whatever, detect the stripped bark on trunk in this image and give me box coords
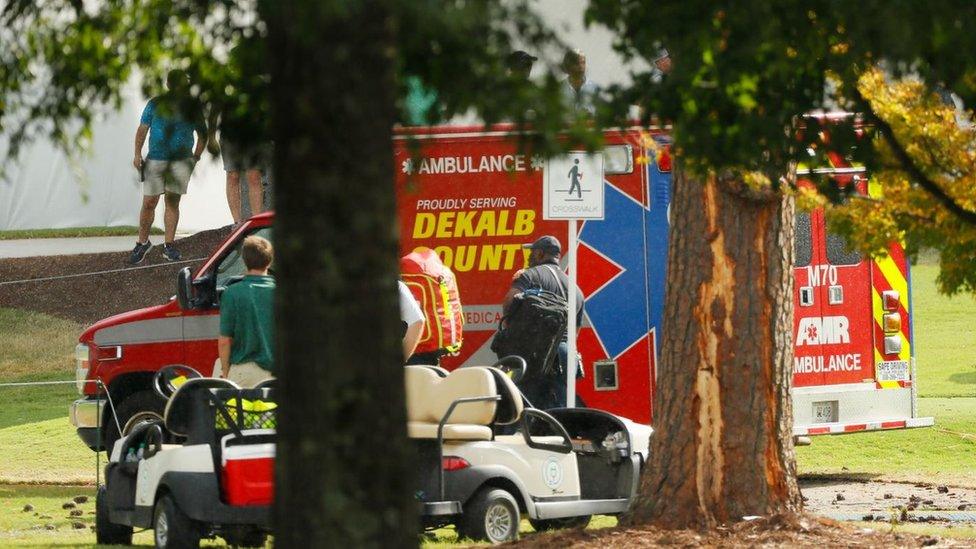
[626,166,801,529]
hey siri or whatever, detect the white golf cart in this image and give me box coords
[408,358,651,543]
[96,365,275,548]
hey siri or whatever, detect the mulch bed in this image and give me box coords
[510,514,963,547]
[0,227,232,326]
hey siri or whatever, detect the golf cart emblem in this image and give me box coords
[542,457,563,488]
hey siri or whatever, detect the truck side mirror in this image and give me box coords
[176,267,194,309]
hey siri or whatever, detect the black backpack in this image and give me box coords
[491,267,569,381]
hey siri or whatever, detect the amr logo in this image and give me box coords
[796,316,851,346]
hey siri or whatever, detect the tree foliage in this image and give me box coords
[823,70,976,295]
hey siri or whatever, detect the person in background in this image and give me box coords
[130,69,206,264]
[209,107,273,224]
[506,50,537,80]
[560,49,599,115]
[399,280,426,361]
[653,48,672,79]
[219,235,275,387]
[502,235,584,409]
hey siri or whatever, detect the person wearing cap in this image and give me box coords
[506,50,537,80]
[560,49,599,116]
[654,48,672,76]
[652,48,672,85]
[502,235,585,409]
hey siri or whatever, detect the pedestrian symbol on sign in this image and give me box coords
[567,159,583,199]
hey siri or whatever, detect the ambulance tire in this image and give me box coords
[154,494,201,549]
[529,514,591,532]
[106,390,166,454]
[457,487,520,544]
[96,485,133,545]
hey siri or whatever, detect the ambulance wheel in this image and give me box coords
[458,487,520,544]
[95,485,133,545]
[154,495,201,548]
[106,390,165,454]
[529,514,591,532]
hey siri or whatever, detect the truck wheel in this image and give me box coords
[457,487,520,544]
[105,390,165,454]
[154,495,201,549]
[95,485,133,545]
[529,514,591,532]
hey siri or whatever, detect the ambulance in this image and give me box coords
[392,123,933,435]
[69,123,932,451]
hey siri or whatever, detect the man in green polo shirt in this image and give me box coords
[218,235,275,386]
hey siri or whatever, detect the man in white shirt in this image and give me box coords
[560,49,599,115]
[398,281,425,361]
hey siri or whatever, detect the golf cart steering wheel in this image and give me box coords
[491,355,527,384]
[153,365,204,400]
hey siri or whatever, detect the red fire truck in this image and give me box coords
[69,124,932,450]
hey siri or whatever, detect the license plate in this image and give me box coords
[876,360,909,382]
[812,401,836,423]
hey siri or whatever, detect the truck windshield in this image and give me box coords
[215,227,275,289]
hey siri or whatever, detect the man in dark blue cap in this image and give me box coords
[501,235,584,408]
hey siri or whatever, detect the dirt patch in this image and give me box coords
[0,227,232,325]
[800,477,976,523]
[510,514,967,548]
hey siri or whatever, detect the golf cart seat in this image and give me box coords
[484,367,523,426]
[164,378,241,437]
[404,366,498,441]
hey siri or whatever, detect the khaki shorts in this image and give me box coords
[144,158,194,196]
[228,362,274,388]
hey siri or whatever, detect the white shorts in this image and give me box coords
[144,158,194,196]
[228,362,274,388]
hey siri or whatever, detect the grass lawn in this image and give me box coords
[910,264,976,398]
[0,226,162,241]
[796,398,976,485]
[0,309,101,484]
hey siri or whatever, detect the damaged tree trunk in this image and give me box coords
[625,166,802,529]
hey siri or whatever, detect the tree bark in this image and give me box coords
[264,1,416,547]
[625,166,801,529]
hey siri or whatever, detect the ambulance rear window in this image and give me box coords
[826,231,862,266]
[794,213,812,267]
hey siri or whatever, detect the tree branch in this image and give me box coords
[853,88,976,225]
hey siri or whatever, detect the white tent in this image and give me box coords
[0,85,232,233]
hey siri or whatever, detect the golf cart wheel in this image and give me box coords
[95,485,133,545]
[105,390,165,454]
[154,494,201,549]
[529,514,592,532]
[458,487,520,544]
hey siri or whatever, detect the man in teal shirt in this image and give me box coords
[219,235,275,386]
